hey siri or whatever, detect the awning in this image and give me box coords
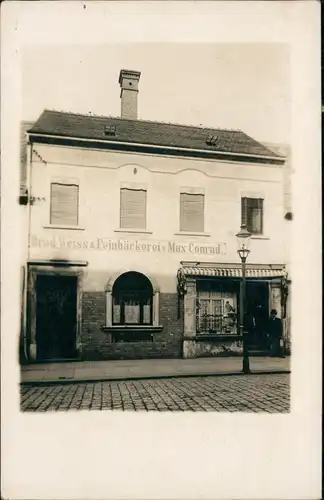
[178,263,286,279]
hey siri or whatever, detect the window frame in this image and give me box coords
[50,182,79,227]
[241,197,264,235]
[196,288,239,335]
[112,291,153,326]
[104,271,161,331]
[179,190,205,233]
[119,186,147,230]
[112,272,154,327]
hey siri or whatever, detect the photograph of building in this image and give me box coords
[19,44,291,412]
[3,4,320,499]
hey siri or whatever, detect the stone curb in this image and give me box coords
[20,369,291,387]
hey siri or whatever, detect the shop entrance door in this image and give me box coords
[245,281,269,351]
[36,274,77,360]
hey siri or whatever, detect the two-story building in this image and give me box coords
[262,141,292,354]
[19,69,289,362]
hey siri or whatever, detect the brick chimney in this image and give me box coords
[118,69,141,120]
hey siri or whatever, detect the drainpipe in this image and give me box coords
[22,140,32,361]
[20,265,26,361]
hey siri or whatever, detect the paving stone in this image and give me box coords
[20,374,290,412]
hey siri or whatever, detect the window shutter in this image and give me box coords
[180,193,204,232]
[246,199,254,231]
[257,198,263,233]
[241,197,248,226]
[50,183,79,226]
[120,188,147,229]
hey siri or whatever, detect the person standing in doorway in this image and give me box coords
[268,309,284,357]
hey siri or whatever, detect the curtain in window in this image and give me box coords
[124,300,141,324]
[113,303,121,323]
[120,188,147,229]
[143,305,151,324]
[50,183,79,226]
[241,197,263,234]
[180,193,204,232]
[251,206,262,233]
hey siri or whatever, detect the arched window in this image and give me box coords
[112,272,153,325]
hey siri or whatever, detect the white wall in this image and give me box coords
[28,143,286,292]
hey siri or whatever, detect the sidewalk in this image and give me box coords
[20,356,290,385]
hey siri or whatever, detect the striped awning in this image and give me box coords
[178,264,286,279]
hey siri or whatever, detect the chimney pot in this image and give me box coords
[118,69,141,120]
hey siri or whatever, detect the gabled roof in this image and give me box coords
[28,109,284,161]
[262,142,291,159]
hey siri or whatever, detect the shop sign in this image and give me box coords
[31,235,227,256]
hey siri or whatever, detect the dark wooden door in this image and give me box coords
[36,275,77,360]
[245,282,269,351]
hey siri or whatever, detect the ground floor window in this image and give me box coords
[105,270,161,337]
[196,287,238,335]
[112,271,153,325]
[195,279,272,347]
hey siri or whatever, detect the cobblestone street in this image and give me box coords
[21,373,290,412]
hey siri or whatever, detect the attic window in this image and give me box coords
[206,134,218,146]
[104,125,116,136]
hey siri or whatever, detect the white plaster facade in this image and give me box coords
[27,142,286,292]
[19,138,290,360]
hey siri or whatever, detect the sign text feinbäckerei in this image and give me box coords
[31,235,227,256]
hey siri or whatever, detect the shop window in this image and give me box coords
[241,197,263,234]
[112,271,153,326]
[196,289,238,335]
[50,183,79,226]
[120,188,147,229]
[180,192,204,232]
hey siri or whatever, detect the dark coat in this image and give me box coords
[268,317,283,338]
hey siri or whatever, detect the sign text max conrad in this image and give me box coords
[31,235,227,256]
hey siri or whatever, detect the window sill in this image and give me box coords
[102,325,163,333]
[43,225,85,231]
[174,231,211,237]
[114,228,153,235]
[184,334,242,342]
[251,235,270,240]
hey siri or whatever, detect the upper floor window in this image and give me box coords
[50,183,79,226]
[241,197,263,234]
[120,188,147,229]
[180,191,205,232]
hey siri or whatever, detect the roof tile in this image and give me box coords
[28,109,283,159]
